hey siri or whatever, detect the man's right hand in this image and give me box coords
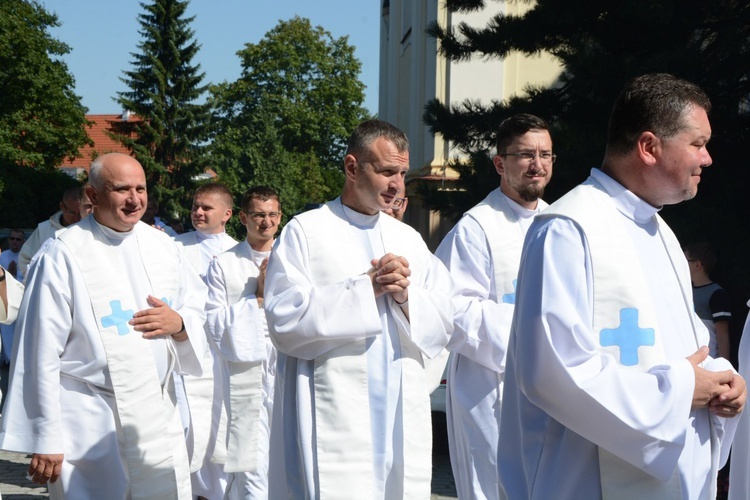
[28,453,63,484]
[688,346,733,410]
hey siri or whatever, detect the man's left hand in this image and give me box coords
[130,295,186,341]
[370,253,411,305]
[709,373,747,417]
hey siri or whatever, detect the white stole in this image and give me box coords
[294,201,432,499]
[465,188,548,303]
[213,242,265,473]
[58,218,188,500]
[542,180,706,499]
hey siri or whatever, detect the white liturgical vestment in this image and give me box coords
[729,307,750,500]
[499,169,737,500]
[206,240,275,499]
[265,199,457,499]
[435,188,546,500]
[0,216,208,500]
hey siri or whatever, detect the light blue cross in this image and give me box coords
[600,308,655,366]
[101,300,134,336]
[161,297,173,307]
[502,279,517,304]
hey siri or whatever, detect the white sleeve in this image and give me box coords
[205,257,267,363]
[171,247,208,376]
[512,217,695,480]
[436,217,514,372]
[264,220,383,361]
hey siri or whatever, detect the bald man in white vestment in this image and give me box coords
[174,183,237,499]
[0,153,208,499]
[499,74,746,500]
[265,119,457,499]
[435,114,554,500]
[206,186,281,499]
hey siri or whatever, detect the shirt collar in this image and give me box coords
[590,168,660,224]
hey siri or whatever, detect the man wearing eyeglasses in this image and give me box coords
[174,183,237,500]
[383,194,408,221]
[205,186,281,498]
[264,119,457,499]
[435,113,554,500]
[18,186,83,279]
[499,74,745,499]
[0,228,24,410]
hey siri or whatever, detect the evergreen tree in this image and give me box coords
[116,0,211,218]
[0,0,91,170]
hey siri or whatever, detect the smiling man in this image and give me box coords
[0,153,208,499]
[435,114,554,500]
[499,74,746,499]
[264,119,457,499]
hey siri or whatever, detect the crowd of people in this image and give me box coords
[0,72,747,500]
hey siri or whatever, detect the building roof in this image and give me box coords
[59,113,141,170]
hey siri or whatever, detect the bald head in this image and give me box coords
[87,153,148,232]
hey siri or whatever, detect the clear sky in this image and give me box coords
[40,0,381,115]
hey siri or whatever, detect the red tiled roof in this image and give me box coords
[59,113,141,170]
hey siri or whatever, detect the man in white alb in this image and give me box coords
[435,114,554,500]
[499,74,746,499]
[206,186,281,498]
[0,153,208,499]
[174,183,237,499]
[264,119,457,499]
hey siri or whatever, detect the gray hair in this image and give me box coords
[346,119,409,160]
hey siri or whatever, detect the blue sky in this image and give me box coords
[40,0,381,115]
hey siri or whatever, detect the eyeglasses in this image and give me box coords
[245,211,280,221]
[392,197,407,209]
[500,152,557,164]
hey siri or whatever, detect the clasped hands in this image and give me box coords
[129,295,187,341]
[368,253,410,305]
[689,346,746,416]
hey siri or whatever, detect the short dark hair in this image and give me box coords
[606,73,711,157]
[194,183,233,208]
[495,114,551,154]
[684,242,717,272]
[9,229,24,239]
[346,119,409,160]
[241,186,280,212]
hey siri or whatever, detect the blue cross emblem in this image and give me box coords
[502,279,517,304]
[600,308,655,366]
[161,297,173,307]
[101,300,134,336]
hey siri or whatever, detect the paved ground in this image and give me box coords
[0,413,457,499]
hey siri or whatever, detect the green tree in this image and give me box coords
[425,0,750,357]
[116,0,211,219]
[0,0,91,170]
[210,16,369,219]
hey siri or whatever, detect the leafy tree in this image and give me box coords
[0,0,91,170]
[210,16,369,220]
[116,0,211,219]
[425,0,750,356]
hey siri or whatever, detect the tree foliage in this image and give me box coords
[210,16,368,220]
[0,0,91,170]
[117,0,211,219]
[425,0,750,352]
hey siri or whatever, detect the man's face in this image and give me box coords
[240,198,281,248]
[345,137,408,215]
[494,129,554,206]
[60,196,82,226]
[89,157,148,232]
[191,192,232,234]
[79,192,94,218]
[651,106,712,206]
[8,231,24,253]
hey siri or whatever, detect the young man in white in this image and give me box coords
[499,74,746,499]
[205,186,281,498]
[174,183,237,499]
[0,153,207,499]
[265,119,457,499]
[435,114,554,500]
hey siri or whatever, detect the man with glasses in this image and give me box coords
[0,228,24,410]
[205,186,281,498]
[383,194,408,221]
[174,183,237,500]
[264,119,457,498]
[435,113,554,500]
[499,74,745,499]
[19,186,83,279]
